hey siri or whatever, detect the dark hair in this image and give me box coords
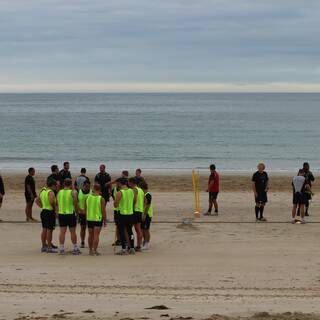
[47,179,57,188]
[128,177,137,185]
[119,177,128,186]
[51,165,58,173]
[136,168,142,174]
[298,169,305,175]
[63,161,69,167]
[64,178,72,187]
[303,162,309,167]
[81,168,86,174]
[122,170,129,177]
[210,164,216,171]
[28,167,35,174]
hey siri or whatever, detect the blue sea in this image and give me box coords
[0,93,319,174]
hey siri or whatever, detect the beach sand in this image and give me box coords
[0,173,320,320]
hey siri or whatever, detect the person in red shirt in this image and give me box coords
[205,164,220,216]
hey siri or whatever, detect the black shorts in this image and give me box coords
[133,211,142,224]
[87,220,103,229]
[114,210,120,225]
[25,193,34,204]
[78,214,87,226]
[293,192,306,205]
[41,210,56,230]
[209,192,219,201]
[58,214,77,228]
[141,215,152,230]
[255,191,268,204]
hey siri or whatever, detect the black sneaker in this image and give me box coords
[51,244,58,249]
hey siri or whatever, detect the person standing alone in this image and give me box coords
[0,173,4,221]
[25,167,38,222]
[252,163,269,222]
[205,164,220,216]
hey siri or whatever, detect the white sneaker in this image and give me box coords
[142,243,150,251]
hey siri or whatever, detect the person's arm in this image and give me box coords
[142,194,151,222]
[26,181,33,198]
[101,198,107,226]
[133,188,137,207]
[48,191,56,214]
[309,172,315,182]
[0,176,5,197]
[265,174,269,192]
[252,175,257,198]
[114,191,122,209]
[35,195,42,208]
[73,191,79,215]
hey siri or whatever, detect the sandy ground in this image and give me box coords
[0,174,320,319]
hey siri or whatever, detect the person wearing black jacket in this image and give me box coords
[0,174,4,216]
[59,161,72,186]
[94,164,111,205]
[302,162,315,216]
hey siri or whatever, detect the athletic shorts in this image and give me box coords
[141,215,152,230]
[78,214,87,226]
[293,192,306,205]
[209,192,219,201]
[87,220,103,228]
[255,191,268,204]
[58,214,77,228]
[133,211,142,224]
[114,210,120,225]
[40,209,56,230]
[25,194,34,204]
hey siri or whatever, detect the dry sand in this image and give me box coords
[0,173,320,319]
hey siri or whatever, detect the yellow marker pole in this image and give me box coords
[192,168,201,217]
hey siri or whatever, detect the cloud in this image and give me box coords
[0,0,320,91]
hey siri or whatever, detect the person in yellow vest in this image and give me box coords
[85,183,107,256]
[35,179,58,253]
[141,183,153,251]
[114,177,136,255]
[111,178,121,246]
[128,177,143,252]
[56,178,80,255]
[77,179,91,248]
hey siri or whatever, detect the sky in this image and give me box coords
[0,0,320,92]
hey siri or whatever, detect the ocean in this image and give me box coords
[0,92,319,174]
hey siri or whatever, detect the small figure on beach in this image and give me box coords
[205,164,220,216]
[24,167,38,222]
[36,179,58,253]
[0,173,4,220]
[47,165,63,192]
[74,167,89,191]
[59,161,72,187]
[135,168,146,188]
[301,162,315,217]
[252,163,269,222]
[141,182,153,251]
[57,178,81,255]
[94,164,111,206]
[292,169,309,224]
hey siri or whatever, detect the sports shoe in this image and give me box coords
[59,248,65,255]
[80,242,85,248]
[47,247,58,253]
[41,246,47,253]
[305,212,310,217]
[72,248,81,255]
[129,248,136,255]
[51,244,58,249]
[94,251,101,256]
[30,217,39,222]
[260,217,267,222]
[135,246,142,252]
[115,249,128,255]
[89,250,95,256]
[301,219,306,224]
[291,219,296,224]
[142,243,149,251]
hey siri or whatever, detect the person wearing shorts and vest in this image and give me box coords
[57,178,80,255]
[114,178,135,255]
[141,183,153,251]
[78,180,91,248]
[36,179,58,253]
[85,184,107,256]
[129,177,143,252]
[112,179,121,246]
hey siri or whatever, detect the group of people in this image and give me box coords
[22,162,153,256]
[204,162,315,224]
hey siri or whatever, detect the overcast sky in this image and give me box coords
[1,0,320,92]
